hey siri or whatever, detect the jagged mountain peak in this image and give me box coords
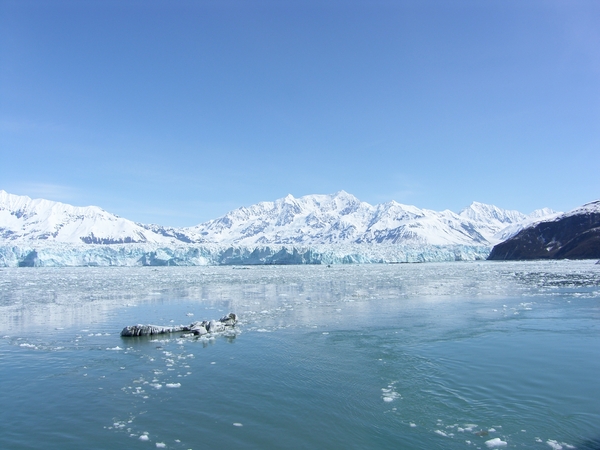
[459,201,526,224]
[1,189,559,248]
[0,190,173,244]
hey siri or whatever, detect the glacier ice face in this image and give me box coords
[0,242,492,267]
[0,189,562,266]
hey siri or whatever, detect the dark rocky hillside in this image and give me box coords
[488,201,600,260]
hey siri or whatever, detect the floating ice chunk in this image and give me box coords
[150,383,162,389]
[381,386,401,402]
[435,430,448,437]
[485,438,507,448]
[19,343,37,348]
[139,435,150,441]
[409,423,417,428]
[156,443,166,448]
[106,346,122,351]
[233,423,243,427]
[165,383,181,388]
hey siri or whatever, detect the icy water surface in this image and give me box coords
[1,261,599,449]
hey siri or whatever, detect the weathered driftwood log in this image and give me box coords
[121,313,237,337]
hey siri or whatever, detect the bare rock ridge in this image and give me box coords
[488,201,600,260]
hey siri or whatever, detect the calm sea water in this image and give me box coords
[1,261,599,449]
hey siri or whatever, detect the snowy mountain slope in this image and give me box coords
[492,207,561,243]
[0,190,175,244]
[187,191,558,246]
[0,190,559,248]
[489,200,600,260]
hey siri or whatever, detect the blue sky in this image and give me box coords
[1,0,599,227]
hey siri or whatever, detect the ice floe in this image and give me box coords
[485,437,507,447]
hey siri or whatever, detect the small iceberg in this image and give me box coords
[120,313,237,337]
[485,438,507,448]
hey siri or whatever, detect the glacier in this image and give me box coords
[0,189,559,266]
[0,243,492,267]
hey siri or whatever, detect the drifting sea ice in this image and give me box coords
[485,438,507,448]
[0,261,599,449]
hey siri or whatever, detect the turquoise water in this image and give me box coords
[1,262,599,449]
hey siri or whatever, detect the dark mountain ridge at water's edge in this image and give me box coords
[488,200,600,260]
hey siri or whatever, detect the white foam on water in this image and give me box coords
[150,383,162,389]
[106,346,122,351]
[435,430,448,437]
[381,385,401,402]
[165,383,181,388]
[233,423,243,427]
[485,438,507,448]
[546,440,574,450]
[19,343,37,348]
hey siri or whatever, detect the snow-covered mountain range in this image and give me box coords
[186,191,558,246]
[1,189,558,247]
[0,190,173,245]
